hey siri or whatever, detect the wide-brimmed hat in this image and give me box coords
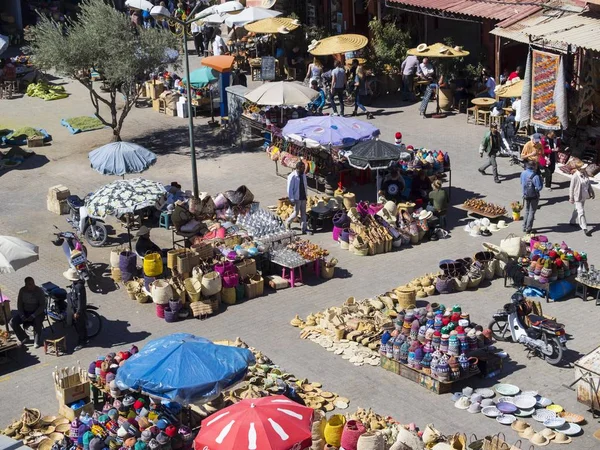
[497,220,509,229]
[553,433,571,444]
[418,210,433,221]
[455,396,471,410]
[540,428,556,440]
[511,419,530,432]
[416,43,428,52]
[135,226,150,237]
[519,427,536,439]
[307,39,319,52]
[489,223,499,232]
[529,432,549,446]
[277,26,290,34]
[63,268,80,282]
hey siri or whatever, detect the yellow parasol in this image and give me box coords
[495,79,523,98]
[309,34,368,56]
[244,17,300,34]
[407,43,470,59]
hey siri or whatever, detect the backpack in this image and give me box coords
[524,172,538,199]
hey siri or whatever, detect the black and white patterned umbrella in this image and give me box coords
[86,178,166,218]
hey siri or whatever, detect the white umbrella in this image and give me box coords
[196,1,244,19]
[125,0,154,11]
[0,236,39,332]
[244,81,318,106]
[199,13,226,25]
[224,7,281,28]
[150,5,171,17]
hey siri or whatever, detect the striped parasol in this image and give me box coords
[309,34,368,56]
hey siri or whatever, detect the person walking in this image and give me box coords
[542,131,558,190]
[478,124,501,183]
[10,277,46,348]
[191,20,203,56]
[286,161,309,234]
[330,60,346,116]
[304,57,323,86]
[569,161,594,236]
[202,24,214,56]
[521,133,543,164]
[400,54,419,100]
[212,29,228,56]
[520,161,543,234]
[353,66,374,119]
[64,269,88,351]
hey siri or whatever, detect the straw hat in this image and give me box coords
[519,427,536,439]
[439,46,449,54]
[553,433,572,444]
[63,268,80,282]
[540,429,556,440]
[277,26,290,34]
[418,210,433,221]
[454,396,471,410]
[497,220,509,228]
[511,419,530,432]
[529,432,549,446]
[417,43,428,52]
[307,39,319,52]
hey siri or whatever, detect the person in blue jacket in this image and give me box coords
[307,79,326,114]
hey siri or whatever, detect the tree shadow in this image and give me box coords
[0,148,50,177]
[0,347,41,376]
[87,262,119,295]
[89,317,151,350]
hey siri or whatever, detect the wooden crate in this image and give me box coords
[27,136,44,147]
[380,356,479,395]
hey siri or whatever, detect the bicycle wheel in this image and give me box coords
[343,91,355,107]
[85,310,102,339]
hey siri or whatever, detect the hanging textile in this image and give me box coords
[530,50,562,129]
[519,52,532,128]
[572,51,599,125]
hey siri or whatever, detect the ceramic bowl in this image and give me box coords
[475,388,495,399]
[495,383,520,396]
[536,396,552,407]
[515,408,535,417]
[496,396,515,405]
[555,422,582,436]
[513,395,537,410]
[533,410,556,423]
[546,404,563,413]
[543,417,566,428]
[496,414,517,425]
[521,390,538,397]
[482,406,500,418]
[497,402,518,414]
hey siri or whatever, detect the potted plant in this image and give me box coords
[511,201,523,221]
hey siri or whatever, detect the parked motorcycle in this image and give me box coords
[489,291,567,365]
[66,195,107,247]
[40,281,102,339]
[52,227,92,281]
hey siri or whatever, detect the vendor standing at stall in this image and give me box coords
[285,161,309,234]
[380,169,406,203]
[64,270,88,352]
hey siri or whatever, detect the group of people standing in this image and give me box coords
[306,58,374,119]
[477,126,595,236]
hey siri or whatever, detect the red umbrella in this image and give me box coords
[194,395,314,450]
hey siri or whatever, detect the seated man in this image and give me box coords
[307,79,326,114]
[10,277,46,348]
[476,74,496,98]
[418,57,435,81]
[135,226,162,258]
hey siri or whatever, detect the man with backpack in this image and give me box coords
[478,123,501,183]
[520,161,543,233]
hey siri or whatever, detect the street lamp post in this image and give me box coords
[151,4,203,198]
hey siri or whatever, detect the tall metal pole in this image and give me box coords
[182,26,200,199]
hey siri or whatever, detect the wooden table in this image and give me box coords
[471,98,496,108]
[456,204,506,220]
[575,277,600,305]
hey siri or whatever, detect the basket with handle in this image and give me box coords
[167,249,184,270]
[235,259,257,279]
[164,307,179,323]
[435,275,455,294]
[394,286,416,310]
[244,275,264,299]
[177,250,200,274]
[191,242,214,260]
[184,277,202,302]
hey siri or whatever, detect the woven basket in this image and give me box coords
[190,301,212,318]
[192,242,214,260]
[341,420,366,450]
[164,307,179,323]
[151,280,173,305]
[321,264,335,279]
[184,278,202,302]
[484,261,496,280]
[468,275,483,289]
[156,304,166,318]
[394,286,416,310]
[339,239,350,250]
[343,193,356,210]
[324,415,346,447]
[435,276,455,294]
[177,251,200,274]
[167,249,183,270]
[244,275,264,299]
[125,281,138,300]
[455,276,468,292]
[221,287,236,305]
[110,248,122,268]
[235,259,257,279]
[137,292,150,303]
[201,271,222,297]
[111,267,122,282]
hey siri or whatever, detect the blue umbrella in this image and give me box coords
[88,142,157,176]
[183,66,219,88]
[115,334,255,405]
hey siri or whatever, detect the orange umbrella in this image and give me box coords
[201,55,235,73]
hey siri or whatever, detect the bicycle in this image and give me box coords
[343,76,382,107]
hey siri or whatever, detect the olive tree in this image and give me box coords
[27,0,179,141]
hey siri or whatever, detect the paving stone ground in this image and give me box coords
[0,56,599,449]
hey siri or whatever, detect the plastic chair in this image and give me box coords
[159,211,171,229]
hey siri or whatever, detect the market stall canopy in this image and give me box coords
[85,178,166,217]
[195,1,244,19]
[115,334,255,405]
[224,7,281,28]
[0,236,39,274]
[201,55,235,73]
[125,0,153,11]
[88,142,157,176]
[495,79,524,98]
[346,139,403,170]
[282,116,380,147]
[194,395,313,450]
[184,66,219,88]
[309,34,368,56]
[244,17,300,34]
[407,42,470,58]
[244,81,318,106]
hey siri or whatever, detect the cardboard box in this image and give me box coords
[47,197,69,215]
[152,99,162,112]
[165,107,177,117]
[145,81,165,100]
[48,185,70,201]
[59,399,94,421]
[55,380,91,405]
[160,92,180,109]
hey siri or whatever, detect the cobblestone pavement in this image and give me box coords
[1,60,599,448]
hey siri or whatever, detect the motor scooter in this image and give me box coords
[52,227,92,281]
[66,195,107,247]
[489,291,567,365]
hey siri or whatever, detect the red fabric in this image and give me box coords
[508,71,519,81]
[194,396,313,450]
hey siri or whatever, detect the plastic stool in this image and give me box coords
[159,211,171,229]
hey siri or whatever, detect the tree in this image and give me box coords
[27,0,179,141]
[368,18,411,73]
